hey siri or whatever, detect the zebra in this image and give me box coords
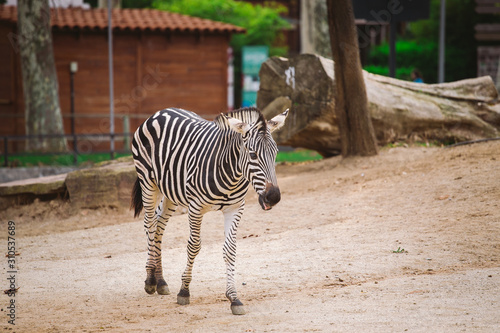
[130,106,288,315]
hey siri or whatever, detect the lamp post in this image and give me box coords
[389,18,397,78]
[438,0,446,83]
[108,0,115,160]
[70,61,78,164]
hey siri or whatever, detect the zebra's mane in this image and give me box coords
[214,107,267,131]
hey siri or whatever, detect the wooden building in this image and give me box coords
[0,5,244,152]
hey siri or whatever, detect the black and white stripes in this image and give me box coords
[131,107,288,315]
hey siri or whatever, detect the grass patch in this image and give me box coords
[1,152,132,167]
[392,247,408,254]
[276,149,323,163]
[2,149,323,167]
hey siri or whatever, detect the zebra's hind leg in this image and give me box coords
[177,204,204,305]
[141,181,162,295]
[222,202,246,315]
[153,197,177,295]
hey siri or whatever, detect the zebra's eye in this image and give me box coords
[249,152,258,160]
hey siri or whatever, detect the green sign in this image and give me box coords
[242,46,268,107]
[242,46,269,76]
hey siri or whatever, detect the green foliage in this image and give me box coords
[407,0,479,82]
[365,0,490,83]
[152,0,290,57]
[367,40,437,69]
[365,40,437,82]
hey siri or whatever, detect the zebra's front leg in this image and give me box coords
[177,206,204,305]
[223,202,246,315]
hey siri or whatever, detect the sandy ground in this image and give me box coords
[1,141,499,332]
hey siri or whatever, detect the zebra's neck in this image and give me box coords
[212,107,266,189]
[215,127,245,184]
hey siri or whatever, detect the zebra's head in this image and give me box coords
[224,108,289,211]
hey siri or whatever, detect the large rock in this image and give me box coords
[0,174,67,210]
[65,158,136,209]
[257,54,500,157]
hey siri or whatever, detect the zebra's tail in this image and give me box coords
[131,177,143,218]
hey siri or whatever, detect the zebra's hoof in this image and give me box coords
[177,289,190,305]
[231,305,246,315]
[157,284,170,295]
[157,279,170,295]
[145,276,157,295]
[144,284,157,295]
[177,296,190,305]
[230,300,246,315]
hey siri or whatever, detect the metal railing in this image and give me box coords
[0,132,133,167]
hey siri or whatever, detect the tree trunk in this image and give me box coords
[326,0,378,156]
[17,0,67,152]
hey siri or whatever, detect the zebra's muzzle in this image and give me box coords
[258,185,281,211]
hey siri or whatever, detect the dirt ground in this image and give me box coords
[1,141,499,332]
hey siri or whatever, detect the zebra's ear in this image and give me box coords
[224,115,251,135]
[267,109,289,133]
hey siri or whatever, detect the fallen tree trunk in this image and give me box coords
[257,54,500,157]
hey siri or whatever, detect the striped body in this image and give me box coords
[133,108,249,210]
[131,107,288,315]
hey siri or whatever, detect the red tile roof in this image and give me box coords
[0,5,245,34]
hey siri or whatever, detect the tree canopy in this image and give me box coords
[151,0,290,56]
